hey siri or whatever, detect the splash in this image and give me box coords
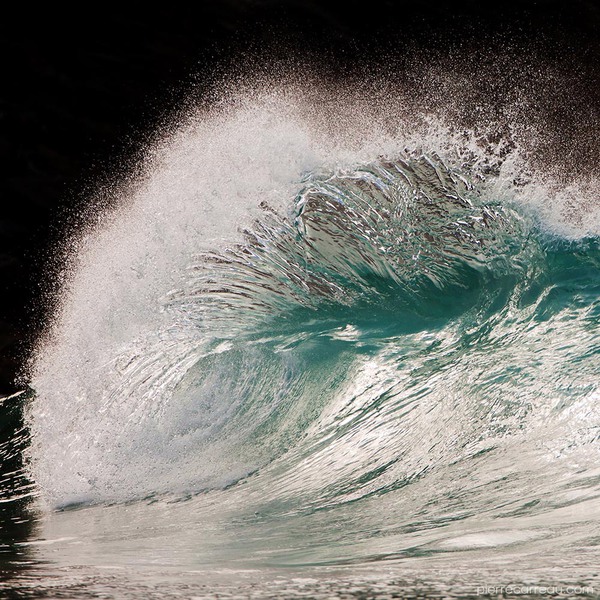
[23,80,599,574]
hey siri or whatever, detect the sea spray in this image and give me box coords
[24,84,600,570]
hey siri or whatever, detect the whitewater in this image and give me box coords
[7,79,600,597]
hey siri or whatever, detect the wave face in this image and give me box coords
[27,91,600,565]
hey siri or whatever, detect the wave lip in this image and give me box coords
[181,154,532,335]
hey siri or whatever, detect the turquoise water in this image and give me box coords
[3,94,600,597]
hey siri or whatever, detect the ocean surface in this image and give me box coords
[1,85,599,598]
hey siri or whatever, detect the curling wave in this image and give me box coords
[26,92,600,565]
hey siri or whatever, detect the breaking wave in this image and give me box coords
[25,87,600,565]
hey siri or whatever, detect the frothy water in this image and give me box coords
[12,83,600,596]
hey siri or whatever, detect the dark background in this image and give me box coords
[1,0,600,397]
